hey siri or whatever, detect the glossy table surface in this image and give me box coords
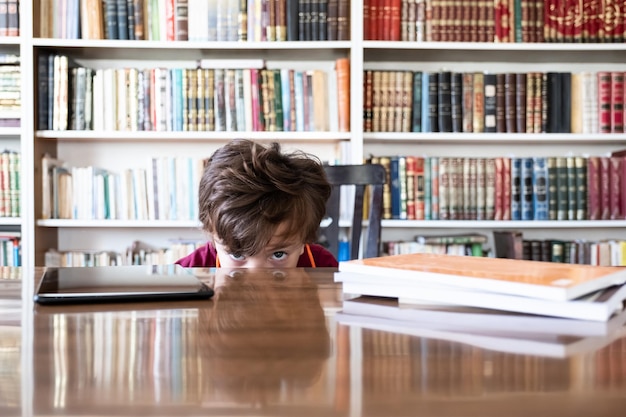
[1,266,626,416]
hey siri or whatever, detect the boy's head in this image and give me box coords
[198,139,331,268]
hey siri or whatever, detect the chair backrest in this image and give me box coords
[321,164,386,260]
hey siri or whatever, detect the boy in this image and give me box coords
[176,139,338,268]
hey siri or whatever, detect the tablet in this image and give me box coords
[34,264,214,305]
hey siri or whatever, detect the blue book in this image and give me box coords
[532,156,549,220]
[521,157,534,220]
[280,69,291,131]
[294,71,304,131]
[424,157,431,220]
[421,72,430,133]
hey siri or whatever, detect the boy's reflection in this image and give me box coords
[198,268,331,404]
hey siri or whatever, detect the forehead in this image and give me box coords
[266,223,303,249]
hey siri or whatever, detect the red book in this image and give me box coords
[494,157,504,220]
[609,156,622,220]
[587,156,600,220]
[611,71,624,133]
[597,72,612,134]
[165,0,175,41]
[369,0,380,40]
[390,0,402,41]
[599,156,610,220]
[364,0,371,39]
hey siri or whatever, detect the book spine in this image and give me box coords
[599,156,610,220]
[450,71,463,132]
[472,72,484,133]
[547,156,558,220]
[587,156,600,220]
[575,156,587,221]
[532,156,548,220]
[437,71,452,132]
[597,71,612,134]
[483,73,497,133]
[411,71,422,132]
[520,157,533,220]
[510,157,521,221]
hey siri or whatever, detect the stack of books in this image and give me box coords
[335,253,626,357]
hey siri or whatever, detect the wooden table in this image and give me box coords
[1,267,626,416]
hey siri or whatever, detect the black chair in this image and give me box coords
[320,164,386,260]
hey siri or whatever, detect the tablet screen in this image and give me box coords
[35,265,214,304]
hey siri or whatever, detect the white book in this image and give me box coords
[339,271,626,322]
[342,296,626,338]
[335,310,626,359]
[338,253,626,301]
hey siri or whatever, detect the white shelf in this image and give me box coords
[0,127,21,137]
[363,41,626,51]
[381,220,626,229]
[0,217,22,226]
[0,37,20,45]
[33,38,353,50]
[37,219,201,228]
[364,133,626,144]
[36,130,352,141]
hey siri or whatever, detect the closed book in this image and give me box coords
[546,72,561,133]
[507,72,530,133]
[559,72,571,133]
[575,156,587,221]
[510,157,522,220]
[288,0,300,40]
[483,73,497,133]
[485,157,496,220]
[501,157,511,220]
[437,71,452,133]
[504,72,517,133]
[411,71,422,132]
[427,71,439,132]
[599,156,610,220]
[437,157,450,220]
[609,156,621,220]
[450,72,463,132]
[597,71,612,134]
[611,71,624,133]
[521,157,534,221]
[587,156,600,220]
[472,72,484,133]
[461,72,473,132]
[547,156,558,220]
[566,156,576,220]
[495,73,506,133]
[363,70,373,132]
[532,156,548,220]
[555,156,568,221]
[337,251,626,303]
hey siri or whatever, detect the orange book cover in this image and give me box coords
[335,58,350,132]
[337,252,626,302]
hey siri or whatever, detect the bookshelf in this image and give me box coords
[8,1,626,267]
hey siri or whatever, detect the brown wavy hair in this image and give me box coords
[198,140,331,256]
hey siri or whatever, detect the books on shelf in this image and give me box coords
[363,69,623,135]
[40,0,351,41]
[367,152,626,225]
[37,53,348,133]
[336,252,626,321]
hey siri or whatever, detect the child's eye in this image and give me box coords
[229,253,246,261]
[271,251,287,260]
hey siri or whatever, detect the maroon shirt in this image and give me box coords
[175,242,338,268]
